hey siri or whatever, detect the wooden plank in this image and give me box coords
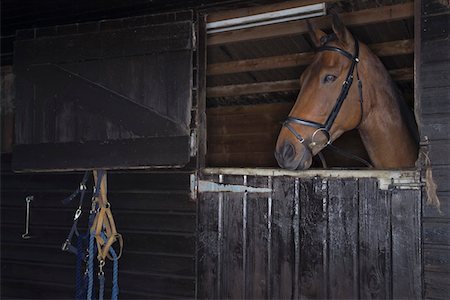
[270,176,296,299]
[207,68,413,97]
[207,79,299,98]
[327,178,359,299]
[421,114,450,140]
[197,191,220,299]
[207,124,280,137]
[207,102,291,116]
[391,189,422,299]
[424,245,450,274]
[245,177,269,299]
[1,206,196,233]
[423,0,450,16]
[421,61,450,89]
[208,52,314,76]
[421,38,450,64]
[207,39,414,76]
[1,189,194,211]
[420,86,450,115]
[0,224,195,256]
[427,139,450,166]
[299,177,327,299]
[207,3,414,45]
[207,152,278,168]
[1,244,195,276]
[207,0,333,22]
[422,13,450,41]
[12,136,191,172]
[424,192,450,219]
[220,176,245,299]
[14,20,193,65]
[423,221,450,246]
[358,179,391,299]
[424,271,450,300]
[425,165,450,193]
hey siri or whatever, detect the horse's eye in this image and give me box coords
[323,74,337,84]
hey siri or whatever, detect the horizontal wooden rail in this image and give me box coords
[207,2,414,46]
[207,67,413,98]
[207,39,414,76]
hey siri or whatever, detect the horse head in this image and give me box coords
[275,14,366,170]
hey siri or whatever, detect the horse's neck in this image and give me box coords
[357,48,417,168]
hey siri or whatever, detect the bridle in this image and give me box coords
[282,35,371,167]
[283,35,362,147]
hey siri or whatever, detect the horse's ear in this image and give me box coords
[307,19,326,48]
[331,12,353,46]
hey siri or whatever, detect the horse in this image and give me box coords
[274,13,419,170]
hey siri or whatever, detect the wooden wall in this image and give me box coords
[417,1,450,298]
[206,103,370,168]
[0,155,196,299]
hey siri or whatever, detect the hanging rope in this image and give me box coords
[63,170,122,299]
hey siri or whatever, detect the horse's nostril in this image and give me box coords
[282,143,296,160]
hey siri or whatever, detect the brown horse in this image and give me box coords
[275,14,419,170]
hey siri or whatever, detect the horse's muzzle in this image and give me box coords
[275,142,313,170]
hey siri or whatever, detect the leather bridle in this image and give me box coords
[283,36,363,148]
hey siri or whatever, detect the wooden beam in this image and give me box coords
[207,39,414,76]
[207,79,299,98]
[207,0,333,23]
[389,67,414,82]
[207,67,413,98]
[207,2,414,46]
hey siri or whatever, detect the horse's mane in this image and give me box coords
[390,81,420,146]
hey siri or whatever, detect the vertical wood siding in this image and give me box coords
[0,156,196,299]
[418,1,450,298]
[198,174,422,299]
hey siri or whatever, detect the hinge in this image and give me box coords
[190,174,272,195]
[190,130,197,157]
[378,171,423,190]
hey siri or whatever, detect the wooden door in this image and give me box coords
[197,169,423,299]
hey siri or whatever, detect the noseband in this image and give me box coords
[283,36,363,148]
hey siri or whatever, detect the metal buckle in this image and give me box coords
[61,239,70,251]
[74,207,82,220]
[310,128,332,148]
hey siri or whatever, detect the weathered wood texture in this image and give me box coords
[0,66,14,153]
[12,11,194,171]
[0,155,196,299]
[198,174,422,299]
[417,1,450,298]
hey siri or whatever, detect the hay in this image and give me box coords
[420,150,441,214]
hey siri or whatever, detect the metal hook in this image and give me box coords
[21,195,34,239]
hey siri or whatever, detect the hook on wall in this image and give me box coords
[21,195,34,239]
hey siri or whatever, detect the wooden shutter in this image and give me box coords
[13,11,195,171]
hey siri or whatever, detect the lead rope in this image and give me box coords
[87,170,104,300]
[89,170,123,300]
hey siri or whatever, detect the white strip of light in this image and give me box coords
[207,3,326,34]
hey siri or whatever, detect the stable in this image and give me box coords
[1,0,449,299]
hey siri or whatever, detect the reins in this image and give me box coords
[283,34,372,168]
